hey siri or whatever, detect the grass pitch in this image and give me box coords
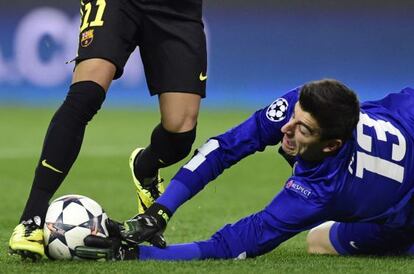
[1,107,413,273]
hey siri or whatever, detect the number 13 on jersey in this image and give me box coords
[354,113,406,183]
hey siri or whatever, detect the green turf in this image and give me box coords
[1,107,413,273]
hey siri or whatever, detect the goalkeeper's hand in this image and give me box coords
[74,219,137,261]
[121,203,171,248]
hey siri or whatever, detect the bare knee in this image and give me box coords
[159,93,201,132]
[72,58,116,91]
[162,112,198,133]
[306,221,338,255]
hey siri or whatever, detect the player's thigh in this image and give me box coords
[75,0,140,89]
[158,93,201,132]
[307,221,338,255]
[325,221,414,255]
[138,4,207,98]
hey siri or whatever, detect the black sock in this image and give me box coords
[20,81,105,223]
[134,124,196,182]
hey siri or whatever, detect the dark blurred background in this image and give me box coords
[0,0,413,108]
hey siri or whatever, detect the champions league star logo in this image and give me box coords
[266,98,288,122]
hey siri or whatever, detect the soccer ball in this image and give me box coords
[43,194,109,260]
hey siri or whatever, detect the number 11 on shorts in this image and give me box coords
[80,0,107,32]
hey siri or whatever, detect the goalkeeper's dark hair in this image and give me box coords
[299,79,360,141]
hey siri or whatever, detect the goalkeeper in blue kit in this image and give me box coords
[76,79,414,260]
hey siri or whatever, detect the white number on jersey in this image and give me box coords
[355,113,406,183]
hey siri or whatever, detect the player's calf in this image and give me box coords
[129,124,196,213]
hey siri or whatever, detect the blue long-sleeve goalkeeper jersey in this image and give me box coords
[158,86,414,257]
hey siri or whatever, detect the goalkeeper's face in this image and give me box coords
[281,103,342,162]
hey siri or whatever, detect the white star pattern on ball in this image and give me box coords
[43,194,109,260]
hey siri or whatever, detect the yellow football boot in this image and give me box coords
[129,148,165,214]
[9,217,45,261]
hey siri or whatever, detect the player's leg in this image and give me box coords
[18,59,115,221]
[9,0,138,259]
[129,93,201,212]
[133,93,200,178]
[307,221,414,255]
[9,59,114,261]
[129,4,207,213]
